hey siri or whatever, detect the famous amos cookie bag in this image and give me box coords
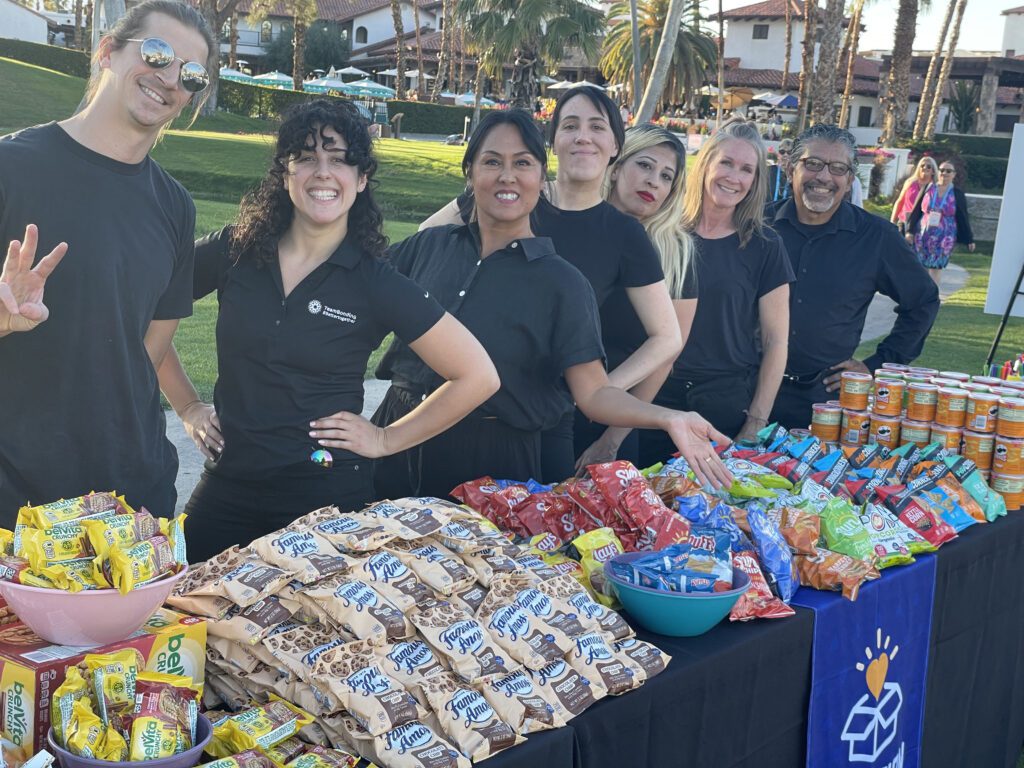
[372,720,470,768]
[477,578,574,670]
[408,601,518,684]
[480,669,568,734]
[374,639,450,707]
[420,672,524,761]
[565,631,645,696]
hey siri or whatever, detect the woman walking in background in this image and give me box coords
[891,156,938,234]
[906,159,975,288]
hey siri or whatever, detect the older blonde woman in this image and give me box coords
[891,156,938,234]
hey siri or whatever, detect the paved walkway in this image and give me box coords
[168,264,970,512]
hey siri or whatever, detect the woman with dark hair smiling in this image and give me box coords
[419,86,681,482]
[373,109,732,497]
[157,99,498,562]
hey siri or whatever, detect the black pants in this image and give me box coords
[372,385,542,499]
[770,376,831,431]
[636,372,755,469]
[183,460,373,564]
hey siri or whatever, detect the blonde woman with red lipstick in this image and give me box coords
[637,118,794,465]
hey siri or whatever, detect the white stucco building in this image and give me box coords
[0,0,49,44]
[713,0,810,73]
[1002,5,1024,57]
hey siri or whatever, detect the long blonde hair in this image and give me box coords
[915,156,939,183]
[606,124,695,299]
[681,117,768,248]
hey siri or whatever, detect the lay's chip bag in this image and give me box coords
[569,527,624,607]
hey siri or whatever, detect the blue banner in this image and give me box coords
[792,554,936,768]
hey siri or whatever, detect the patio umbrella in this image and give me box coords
[303,77,348,94]
[455,92,495,106]
[754,91,799,108]
[548,79,605,91]
[712,87,754,110]
[252,70,294,86]
[218,67,252,83]
[336,65,371,77]
[538,75,558,84]
[342,79,396,98]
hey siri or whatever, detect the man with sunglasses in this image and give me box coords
[766,124,939,430]
[0,0,215,526]
[768,138,794,202]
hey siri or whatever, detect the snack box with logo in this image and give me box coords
[0,604,205,755]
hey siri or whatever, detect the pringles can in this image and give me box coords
[990,473,1024,511]
[900,418,931,449]
[992,435,1024,474]
[869,414,901,449]
[996,397,1024,438]
[839,372,872,411]
[934,388,968,428]
[872,378,905,417]
[962,429,995,470]
[811,403,842,442]
[930,424,963,454]
[841,410,871,446]
[906,382,938,423]
[965,392,1000,433]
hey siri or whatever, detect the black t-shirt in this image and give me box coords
[195,227,445,478]
[674,229,794,378]
[378,224,605,432]
[0,123,195,522]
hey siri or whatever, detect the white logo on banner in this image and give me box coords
[840,627,905,765]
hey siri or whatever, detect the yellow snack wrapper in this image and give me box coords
[65,698,106,758]
[202,749,278,768]
[28,558,100,592]
[16,492,133,530]
[0,528,13,555]
[20,524,91,569]
[129,671,202,759]
[51,666,91,748]
[81,510,168,560]
[96,725,130,761]
[101,533,185,594]
[569,527,624,607]
[208,698,314,758]
[83,648,144,724]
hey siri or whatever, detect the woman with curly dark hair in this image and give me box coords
[157,99,498,562]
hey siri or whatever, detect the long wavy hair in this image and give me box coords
[681,117,768,248]
[606,124,695,299]
[231,99,388,266]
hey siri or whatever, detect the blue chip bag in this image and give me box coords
[913,484,977,533]
[676,496,746,552]
[746,503,797,602]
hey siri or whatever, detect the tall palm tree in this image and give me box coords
[413,0,426,98]
[716,0,724,127]
[199,0,248,114]
[796,0,815,130]
[635,0,691,123]
[878,0,920,146]
[837,0,864,128]
[914,0,956,139]
[430,0,451,101]
[459,0,603,110]
[600,0,717,115]
[925,0,968,138]
[228,12,239,69]
[810,0,844,124]
[781,0,794,98]
[629,0,642,112]
[390,0,407,99]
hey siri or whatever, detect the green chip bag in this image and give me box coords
[858,503,922,568]
[820,497,876,563]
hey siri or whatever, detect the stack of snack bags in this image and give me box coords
[50,648,201,760]
[169,498,671,768]
[0,492,187,594]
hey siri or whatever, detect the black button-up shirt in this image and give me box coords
[768,199,940,376]
[195,227,445,477]
[378,224,605,433]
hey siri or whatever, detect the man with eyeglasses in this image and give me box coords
[0,0,215,526]
[766,124,939,430]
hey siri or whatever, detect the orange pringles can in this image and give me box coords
[992,435,1024,474]
[965,392,1000,433]
[872,378,905,417]
[997,397,1024,438]
[869,414,901,449]
[811,403,842,442]
[930,424,963,454]
[962,429,995,470]
[906,382,938,423]
[990,473,1024,512]
[839,372,872,411]
[900,418,932,449]
[841,409,871,446]
[934,388,968,428]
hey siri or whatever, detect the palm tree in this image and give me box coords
[413,0,426,98]
[716,0,724,127]
[913,0,956,139]
[635,0,692,123]
[600,0,717,115]
[945,79,979,133]
[796,0,815,130]
[389,0,407,99]
[430,0,451,101]
[629,0,642,112]
[781,0,794,100]
[810,0,844,124]
[878,0,920,146]
[198,0,248,114]
[924,0,968,138]
[837,0,865,128]
[458,0,603,110]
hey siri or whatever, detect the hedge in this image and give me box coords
[386,99,474,135]
[935,133,1011,159]
[0,38,89,78]
[959,154,1008,193]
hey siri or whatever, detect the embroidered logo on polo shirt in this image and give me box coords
[309,298,356,324]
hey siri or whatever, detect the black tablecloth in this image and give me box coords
[488,512,1024,768]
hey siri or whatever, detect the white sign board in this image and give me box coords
[985,123,1024,316]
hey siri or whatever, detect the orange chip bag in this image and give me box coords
[794,548,880,601]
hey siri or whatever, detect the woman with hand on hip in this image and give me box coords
[638,118,794,467]
[906,159,975,288]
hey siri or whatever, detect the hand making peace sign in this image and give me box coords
[0,224,68,335]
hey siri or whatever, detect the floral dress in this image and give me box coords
[914,184,957,269]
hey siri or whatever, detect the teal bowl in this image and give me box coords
[605,552,751,637]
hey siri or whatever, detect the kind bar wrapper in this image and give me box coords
[613,638,671,680]
[527,659,604,720]
[535,574,628,640]
[306,575,414,644]
[17,492,131,531]
[565,632,644,696]
[203,749,277,768]
[477,589,573,671]
[355,551,436,611]
[795,548,880,601]
[250,529,353,585]
[373,721,469,768]
[375,640,450,707]
[315,640,425,737]
[284,745,358,768]
[409,602,518,684]
[208,595,299,646]
[386,540,476,596]
[420,672,523,761]
[481,670,567,734]
[570,528,624,607]
[364,500,451,541]
[210,699,315,758]
[312,514,396,553]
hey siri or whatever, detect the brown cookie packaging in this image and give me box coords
[409,601,518,684]
[420,672,524,761]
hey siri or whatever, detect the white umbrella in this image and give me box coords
[455,92,495,106]
[304,77,348,94]
[547,79,605,91]
[219,67,252,83]
[538,75,558,84]
[253,70,294,85]
[378,68,399,76]
[337,65,370,77]
[344,78,396,97]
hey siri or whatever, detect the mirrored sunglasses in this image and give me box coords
[125,37,209,93]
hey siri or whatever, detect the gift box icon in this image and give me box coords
[840,682,903,762]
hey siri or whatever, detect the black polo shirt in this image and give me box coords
[195,227,445,478]
[767,199,940,376]
[377,224,605,432]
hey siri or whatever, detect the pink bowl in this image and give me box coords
[47,714,211,768]
[0,567,187,646]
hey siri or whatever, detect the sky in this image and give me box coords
[709,0,1009,54]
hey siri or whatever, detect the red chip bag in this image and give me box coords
[516,492,575,539]
[587,461,643,507]
[652,513,691,550]
[730,544,796,621]
[619,479,672,550]
[451,477,501,514]
[875,485,958,548]
[563,479,631,538]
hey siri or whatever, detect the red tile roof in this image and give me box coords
[235,0,436,22]
[709,0,805,21]
[1002,4,1024,14]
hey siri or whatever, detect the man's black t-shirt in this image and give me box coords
[0,123,195,523]
[674,229,794,378]
[194,227,445,478]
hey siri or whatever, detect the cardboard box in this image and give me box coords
[0,606,206,754]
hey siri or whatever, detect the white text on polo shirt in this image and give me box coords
[308,299,357,324]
